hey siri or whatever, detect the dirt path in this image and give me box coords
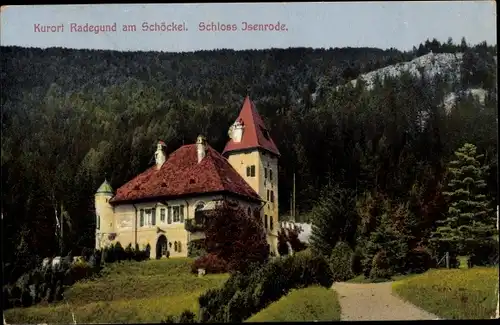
[332,282,440,321]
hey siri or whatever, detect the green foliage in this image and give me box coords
[468,240,499,267]
[198,250,333,323]
[358,193,428,279]
[177,310,197,323]
[102,243,149,264]
[277,229,290,256]
[329,241,355,281]
[2,247,138,311]
[4,259,228,324]
[405,247,436,274]
[310,185,358,257]
[430,143,496,257]
[1,42,497,291]
[277,225,307,256]
[203,202,269,273]
[369,250,392,280]
[187,240,206,258]
[191,253,229,274]
[160,316,177,323]
[350,247,364,275]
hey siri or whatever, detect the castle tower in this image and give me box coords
[223,96,281,255]
[95,179,115,249]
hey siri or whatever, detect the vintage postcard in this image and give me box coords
[1,2,498,323]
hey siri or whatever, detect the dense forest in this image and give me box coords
[1,37,497,281]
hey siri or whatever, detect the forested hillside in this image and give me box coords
[1,38,497,281]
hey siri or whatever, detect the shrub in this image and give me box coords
[81,247,92,261]
[102,246,111,264]
[277,229,289,256]
[46,285,55,303]
[198,249,333,323]
[124,244,133,261]
[406,246,435,274]
[70,260,94,283]
[160,316,176,323]
[468,240,499,267]
[114,242,125,261]
[54,280,64,301]
[329,241,354,281]
[38,282,47,303]
[448,253,460,269]
[187,239,207,258]
[3,285,12,309]
[350,247,364,275]
[204,202,269,273]
[177,310,196,323]
[9,285,22,307]
[287,226,307,253]
[21,287,33,307]
[191,253,229,274]
[369,250,392,280]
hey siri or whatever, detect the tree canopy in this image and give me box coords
[1,39,497,281]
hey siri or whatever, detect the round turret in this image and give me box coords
[95,179,115,250]
[96,179,114,196]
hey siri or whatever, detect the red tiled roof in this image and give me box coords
[222,96,280,157]
[110,144,261,204]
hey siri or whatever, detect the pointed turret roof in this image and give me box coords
[96,179,114,196]
[222,96,280,157]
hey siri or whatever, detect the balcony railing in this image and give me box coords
[185,219,205,233]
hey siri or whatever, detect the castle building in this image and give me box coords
[94,96,280,258]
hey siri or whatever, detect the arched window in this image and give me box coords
[96,215,100,230]
[195,201,206,225]
[174,241,178,252]
[270,216,274,231]
[178,242,182,253]
[195,202,205,211]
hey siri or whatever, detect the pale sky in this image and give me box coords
[0,2,496,52]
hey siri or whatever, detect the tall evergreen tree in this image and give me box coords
[430,143,495,256]
[309,184,357,256]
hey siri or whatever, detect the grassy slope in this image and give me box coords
[4,258,229,324]
[245,286,341,322]
[392,267,498,320]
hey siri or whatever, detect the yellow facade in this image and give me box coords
[226,149,279,255]
[95,193,260,259]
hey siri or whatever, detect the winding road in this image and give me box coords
[332,282,440,321]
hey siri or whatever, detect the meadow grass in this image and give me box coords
[392,267,499,320]
[245,285,341,322]
[4,258,229,324]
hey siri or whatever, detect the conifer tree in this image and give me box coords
[309,184,357,256]
[430,143,495,256]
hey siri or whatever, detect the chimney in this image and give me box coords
[155,140,166,170]
[196,135,207,163]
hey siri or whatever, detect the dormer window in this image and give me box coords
[246,165,256,177]
[260,126,270,140]
[229,119,245,143]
